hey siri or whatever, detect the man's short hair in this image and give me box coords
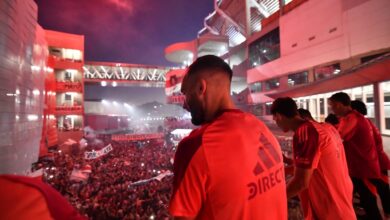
[298,108,314,120]
[187,55,233,81]
[325,113,339,125]
[271,97,298,118]
[351,100,367,115]
[329,92,351,106]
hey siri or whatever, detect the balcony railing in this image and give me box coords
[55,105,83,115]
[56,81,82,92]
[49,55,83,70]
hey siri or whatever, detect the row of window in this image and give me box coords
[249,70,309,93]
[249,62,341,94]
[49,47,83,61]
[248,51,387,93]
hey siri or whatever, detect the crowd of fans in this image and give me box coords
[41,139,175,220]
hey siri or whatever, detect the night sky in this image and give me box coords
[34,0,213,66]
[34,0,213,105]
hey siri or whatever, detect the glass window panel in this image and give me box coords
[249,82,262,93]
[249,28,280,67]
[383,81,390,130]
[314,63,340,81]
[320,98,325,115]
[265,78,280,91]
[288,71,308,87]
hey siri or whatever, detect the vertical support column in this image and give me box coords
[362,86,367,102]
[278,0,285,16]
[316,96,320,121]
[245,0,252,36]
[324,95,328,118]
[373,82,384,131]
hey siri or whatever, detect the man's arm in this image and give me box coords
[283,154,294,165]
[286,167,313,199]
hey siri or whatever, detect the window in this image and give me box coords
[265,102,273,115]
[288,71,308,87]
[62,49,82,61]
[361,52,386,64]
[249,82,262,93]
[65,71,72,81]
[381,81,390,133]
[314,63,340,80]
[249,28,280,67]
[265,78,280,91]
[320,98,325,115]
[49,47,82,61]
[65,94,72,101]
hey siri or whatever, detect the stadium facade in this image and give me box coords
[165,0,390,136]
[1,0,390,174]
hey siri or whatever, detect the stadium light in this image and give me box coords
[32,89,40,96]
[124,103,133,110]
[101,81,107,87]
[112,81,117,87]
[27,114,38,121]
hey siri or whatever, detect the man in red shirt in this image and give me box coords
[329,92,382,219]
[169,55,287,219]
[351,100,390,216]
[0,175,85,220]
[271,97,355,220]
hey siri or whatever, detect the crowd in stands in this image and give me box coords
[41,140,175,220]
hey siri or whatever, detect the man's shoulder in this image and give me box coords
[294,121,319,142]
[176,126,208,154]
[209,110,262,131]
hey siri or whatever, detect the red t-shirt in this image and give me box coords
[293,121,355,220]
[338,110,381,178]
[169,109,287,219]
[0,175,85,220]
[366,119,390,171]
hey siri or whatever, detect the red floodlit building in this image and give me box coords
[165,0,390,138]
[44,30,85,145]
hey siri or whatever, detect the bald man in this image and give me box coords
[169,55,287,220]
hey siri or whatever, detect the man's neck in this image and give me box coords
[291,117,307,132]
[205,97,236,123]
[340,107,353,117]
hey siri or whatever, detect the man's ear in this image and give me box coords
[198,79,207,95]
[275,113,285,121]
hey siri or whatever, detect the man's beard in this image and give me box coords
[190,107,205,126]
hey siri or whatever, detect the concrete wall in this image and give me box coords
[247,0,390,84]
[0,0,48,174]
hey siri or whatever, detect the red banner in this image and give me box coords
[112,133,164,141]
[55,106,83,115]
[166,95,185,105]
[56,82,82,92]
